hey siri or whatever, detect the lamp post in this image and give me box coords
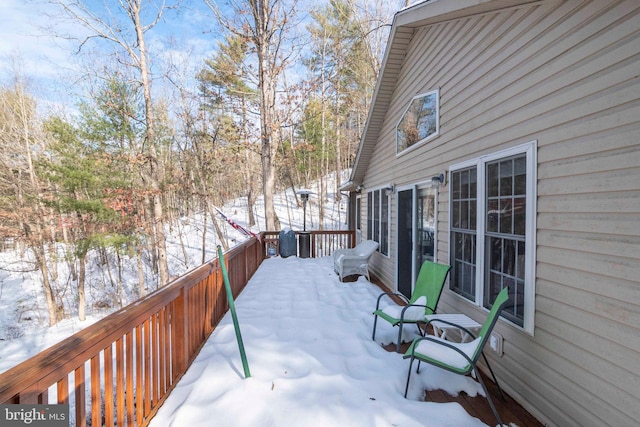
[296,189,312,231]
[296,189,313,257]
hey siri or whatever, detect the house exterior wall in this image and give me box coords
[361,1,640,426]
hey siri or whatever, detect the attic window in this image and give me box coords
[396,89,439,155]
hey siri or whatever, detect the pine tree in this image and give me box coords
[205,0,300,231]
[198,34,261,229]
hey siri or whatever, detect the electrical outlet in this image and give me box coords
[489,332,503,356]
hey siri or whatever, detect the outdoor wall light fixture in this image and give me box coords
[431,173,446,186]
[356,184,364,193]
[385,184,395,195]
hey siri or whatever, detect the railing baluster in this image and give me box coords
[57,375,69,405]
[90,355,101,427]
[75,364,86,427]
[151,313,159,405]
[104,345,114,426]
[143,318,151,417]
[116,337,125,427]
[159,308,166,396]
[164,306,172,390]
[135,325,143,424]
[126,331,135,426]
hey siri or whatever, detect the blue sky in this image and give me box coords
[0,0,220,111]
[0,0,404,114]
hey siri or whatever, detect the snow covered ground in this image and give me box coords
[148,256,491,427]
[0,175,349,374]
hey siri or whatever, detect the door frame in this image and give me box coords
[395,182,439,297]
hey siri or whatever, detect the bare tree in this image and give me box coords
[50,0,176,285]
[205,0,302,231]
[0,75,62,325]
[162,47,232,251]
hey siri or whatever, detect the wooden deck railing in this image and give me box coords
[0,238,263,426]
[0,230,355,426]
[262,230,355,258]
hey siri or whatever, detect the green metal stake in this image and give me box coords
[217,245,251,378]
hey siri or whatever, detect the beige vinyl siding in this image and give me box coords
[362,1,640,426]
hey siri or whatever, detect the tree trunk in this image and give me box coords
[78,253,86,321]
[208,203,229,250]
[143,193,158,276]
[242,96,257,228]
[177,220,189,267]
[254,0,280,231]
[14,79,60,325]
[132,1,170,286]
[136,244,146,297]
[34,244,60,325]
[201,211,207,264]
[260,136,279,231]
[247,185,257,228]
[335,90,342,202]
[319,31,327,231]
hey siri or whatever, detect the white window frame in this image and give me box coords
[367,187,391,257]
[449,141,537,333]
[396,89,440,156]
[355,194,362,243]
[415,183,438,263]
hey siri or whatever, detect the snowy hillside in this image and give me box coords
[0,173,350,374]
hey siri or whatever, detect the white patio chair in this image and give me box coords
[333,240,379,281]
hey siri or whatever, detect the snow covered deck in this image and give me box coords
[148,256,542,427]
[1,232,541,426]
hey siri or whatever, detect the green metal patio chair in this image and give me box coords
[403,287,510,427]
[372,260,451,352]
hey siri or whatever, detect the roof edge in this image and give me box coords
[396,0,541,28]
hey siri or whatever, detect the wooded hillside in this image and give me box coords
[0,0,398,326]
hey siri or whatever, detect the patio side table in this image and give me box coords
[425,314,482,342]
